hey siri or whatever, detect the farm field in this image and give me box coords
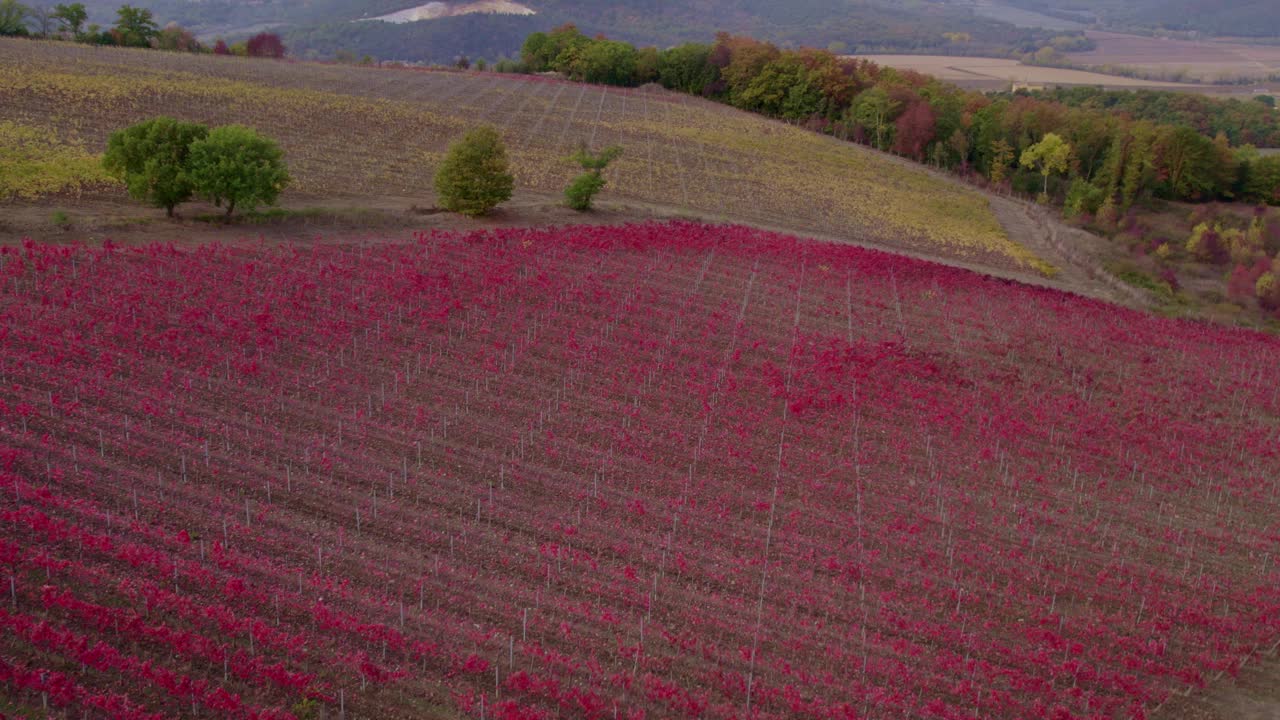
[2,223,1280,720]
[850,54,1205,90]
[0,39,1035,273]
[1068,31,1280,83]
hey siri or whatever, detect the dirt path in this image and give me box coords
[986,194,1149,307]
[2,186,1145,310]
[1153,648,1280,720]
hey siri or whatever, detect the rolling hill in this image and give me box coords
[3,26,1280,720]
[0,38,1048,275]
[73,0,1074,64]
[1004,0,1280,38]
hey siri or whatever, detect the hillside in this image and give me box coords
[73,0,1074,63]
[0,38,1053,276]
[1004,0,1280,38]
[3,223,1280,720]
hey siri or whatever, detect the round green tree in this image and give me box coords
[434,126,514,217]
[187,125,290,218]
[102,117,208,217]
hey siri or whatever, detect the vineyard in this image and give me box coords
[0,38,1046,274]
[1,223,1279,719]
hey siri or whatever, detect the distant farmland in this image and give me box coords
[1068,31,1280,83]
[852,54,1234,92]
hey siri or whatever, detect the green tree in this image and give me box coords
[1020,132,1072,198]
[102,117,208,217]
[565,145,621,211]
[521,23,589,74]
[112,4,157,46]
[850,87,901,151]
[51,2,85,36]
[1153,125,1217,201]
[434,126,513,217]
[187,125,290,217]
[656,43,718,94]
[738,55,823,120]
[571,40,638,86]
[1243,155,1280,205]
[0,0,31,36]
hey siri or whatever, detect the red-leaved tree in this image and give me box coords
[893,101,936,162]
[246,33,286,59]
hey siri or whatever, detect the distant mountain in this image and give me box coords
[76,0,1077,64]
[1005,0,1280,38]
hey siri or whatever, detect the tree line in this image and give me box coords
[518,25,1280,211]
[0,1,285,57]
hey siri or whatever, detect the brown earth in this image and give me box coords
[1069,31,1280,83]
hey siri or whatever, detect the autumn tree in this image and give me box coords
[712,33,780,101]
[893,101,936,161]
[246,32,285,58]
[1020,132,1072,199]
[988,139,1014,185]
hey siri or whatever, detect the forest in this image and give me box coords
[518,25,1280,214]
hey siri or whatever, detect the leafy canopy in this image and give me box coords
[102,116,208,216]
[112,4,158,47]
[52,2,85,35]
[187,125,291,217]
[0,0,30,37]
[1020,132,1073,196]
[434,126,514,217]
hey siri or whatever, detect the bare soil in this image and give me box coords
[1069,31,1280,83]
[1154,650,1280,720]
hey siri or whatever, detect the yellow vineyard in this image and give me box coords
[0,39,1045,271]
[0,120,118,200]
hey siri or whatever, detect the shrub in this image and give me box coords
[102,117,208,217]
[565,173,606,212]
[1257,271,1280,310]
[565,145,622,212]
[1186,222,1229,265]
[434,126,513,217]
[187,125,290,217]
